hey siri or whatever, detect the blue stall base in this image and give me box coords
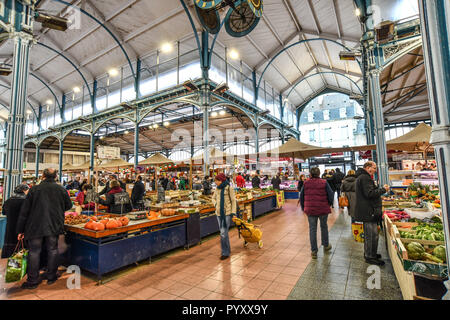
[252,196,277,219]
[0,216,6,250]
[67,219,187,281]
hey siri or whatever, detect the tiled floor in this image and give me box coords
[287,210,403,300]
[0,199,401,300]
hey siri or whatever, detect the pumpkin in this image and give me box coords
[146,211,160,220]
[99,219,109,226]
[84,221,95,230]
[116,219,122,227]
[119,216,129,226]
[106,220,119,229]
[93,222,105,231]
[90,216,98,222]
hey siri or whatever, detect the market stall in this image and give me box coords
[382,183,447,300]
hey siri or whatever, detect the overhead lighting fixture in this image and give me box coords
[108,68,119,77]
[153,123,159,129]
[258,110,270,116]
[183,80,199,92]
[46,99,53,105]
[26,109,32,114]
[219,110,226,116]
[355,8,361,17]
[163,121,170,127]
[349,94,363,100]
[0,66,12,76]
[213,83,229,94]
[286,125,293,129]
[148,124,153,129]
[339,51,361,61]
[35,12,69,31]
[161,42,173,53]
[211,111,218,117]
[73,86,80,93]
[100,136,105,140]
[229,49,239,60]
[124,130,129,134]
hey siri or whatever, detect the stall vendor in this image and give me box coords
[75,184,96,211]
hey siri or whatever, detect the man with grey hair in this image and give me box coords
[354,161,390,266]
[17,168,73,289]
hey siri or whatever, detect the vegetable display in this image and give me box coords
[399,222,445,241]
[405,241,445,264]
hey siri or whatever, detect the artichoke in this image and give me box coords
[407,242,425,260]
[433,245,447,263]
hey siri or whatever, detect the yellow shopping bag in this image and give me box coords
[352,222,364,243]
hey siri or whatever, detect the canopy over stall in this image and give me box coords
[138,153,174,166]
[262,138,330,160]
[97,158,133,170]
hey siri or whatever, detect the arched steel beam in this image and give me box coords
[48,0,136,80]
[3,63,62,111]
[256,38,362,93]
[286,71,363,101]
[36,42,93,100]
[179,0,202,66]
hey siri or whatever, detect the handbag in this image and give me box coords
[4,240,28,283]
[339,192,349,208]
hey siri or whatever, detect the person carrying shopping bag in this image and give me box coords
[212,173,237,260]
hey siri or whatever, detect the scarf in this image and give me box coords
[217,180,229,225]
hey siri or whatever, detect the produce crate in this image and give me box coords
[392,225,448,278]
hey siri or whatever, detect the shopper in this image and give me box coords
[98,180,132,214]
[179,175,187,190]
[150,176,156,191]
[297,174,306,206]
[202,176,212,195]
[79,178,88,191]
[271,173,282,191]
[72,176,81,190]
[131,175,146,209]
[75,184,96,211]
[212,173,237,260]
[16,168,73,289]
[341,170,357,220]
[355,161,390,266]
[1,184,30,259]
[161,175,169,190]
[168,177,177,191]
[321,170,328,179]
[299,167,334,259]
[251,172,261,189]
[332,168,345,198]
[236,173,245,188]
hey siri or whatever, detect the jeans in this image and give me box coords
[363,221,379,259]
[26,235,59,284]
[217,215,231,257]
[307,215,329,253]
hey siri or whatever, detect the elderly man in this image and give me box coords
[17,168,73,289]
[354,161,390,266]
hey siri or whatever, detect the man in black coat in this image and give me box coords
[131,175,146,209]
[332,168,345,198]
[98,174,125,195]
[354,161,390,266]
[17,168,73,289]
[271,174,281,191]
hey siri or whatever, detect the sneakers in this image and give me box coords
[324,244,332,252]
[311,251,318,259]
[365,258,385,266]
[220,255,230,260]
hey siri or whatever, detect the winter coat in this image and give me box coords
[333,171,345,189]
[16,180,73,240]
[1,193,27,258]
[99,187,132,214]
[236,175,246,188]
[75,191,95,210]
[354,168,387,223]
[271,177,281,190]
[212,184,237,217]
[131,181,146,206]
[297,180,305,192]
[300,178,334,216]
[202,179,212,195]
[252,176,261,189]
[341,175,357,218]
[326,176,336,191]
[98,180,126,195]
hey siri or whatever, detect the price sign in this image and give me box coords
[97,146,120,160]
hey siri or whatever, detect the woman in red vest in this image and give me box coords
[299,167,335,259]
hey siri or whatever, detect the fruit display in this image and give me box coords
[405,241,445,264]
[83,216,129,231]
[383,210,410,221]
[161,208,177,216]
[146,211,161,220]
[68,189,79,197]
[65,214,90,225]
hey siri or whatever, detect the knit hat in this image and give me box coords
[215,173,227,182]
[14,184,29,194]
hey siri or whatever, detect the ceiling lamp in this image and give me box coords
[108,68,119,77]
[124,130,129,134]
[211,111,218,117]
[355,8,361,17]
[35,12,69,31]
[161,42,173,53]
[46,99,53,105]
[26,109,32,114]
[153,123,159,129]
[229,49,239,60]
[219,110,226,116]
[0,66,12,76]
[100,136,105,140]
[73,86,81,93]
[163,121,170,127]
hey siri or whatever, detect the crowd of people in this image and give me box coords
[1,162,389,291]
